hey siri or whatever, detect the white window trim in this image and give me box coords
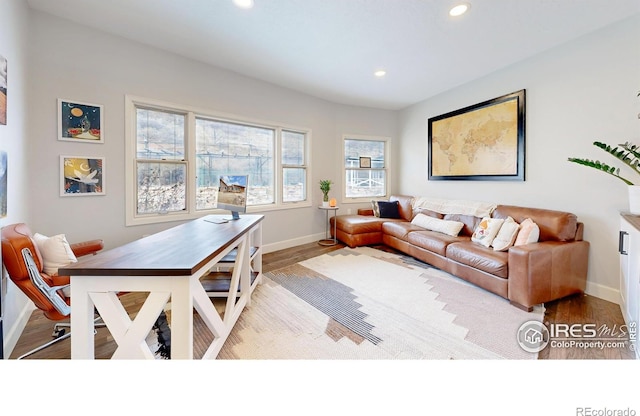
[125,95,312,226]
[341,134,391,204]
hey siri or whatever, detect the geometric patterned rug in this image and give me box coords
[216,246,544,359]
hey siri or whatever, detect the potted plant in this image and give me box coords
[568,141,640,213]
[319,179,332,207]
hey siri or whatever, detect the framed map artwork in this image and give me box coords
[428,89,525,181]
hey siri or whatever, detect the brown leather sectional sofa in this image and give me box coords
[330,195,589,311]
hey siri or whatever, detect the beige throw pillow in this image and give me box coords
[411,213,464,237]
[514,218,540,246]
[33,233,78,275]
[371,200,382,217]
[491,217,520,251]
[471,217,504,248]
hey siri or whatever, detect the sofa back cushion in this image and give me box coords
[492,205,578,242]
[390,195,414,222]
[412,207,444,221]
[443,214,482,237]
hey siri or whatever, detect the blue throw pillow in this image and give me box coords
[377,200,401,219]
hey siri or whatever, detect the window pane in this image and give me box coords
[195,118,275,208]
[283,167,306,202]
[344,139,385,168]
[137,108,185,160]
[282,130,305,165]
[345,169,386,198]
[137,162,186,214]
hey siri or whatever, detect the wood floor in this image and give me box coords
[7,242,635,359]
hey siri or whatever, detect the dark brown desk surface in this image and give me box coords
[59,215,263,277]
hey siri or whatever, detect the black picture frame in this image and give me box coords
[428,89,525,181]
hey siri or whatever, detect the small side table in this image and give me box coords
[318,206,339,246]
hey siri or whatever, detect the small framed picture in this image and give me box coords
[60,156,105,196]
[359,157,371,168]
[58,99,104,143]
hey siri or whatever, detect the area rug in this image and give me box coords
[215,247,544,359]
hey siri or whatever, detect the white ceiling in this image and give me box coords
[26,0,640,110]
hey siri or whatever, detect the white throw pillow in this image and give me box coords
[33,233,78,275]
[411,213,464,237]
[514,218,540,246]
[491,217,521,251]
[471,217,504,248]
[371,200,383,217]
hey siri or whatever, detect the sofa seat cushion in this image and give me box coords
[382,221,423,241]
[333,215,391,235]
[446,241,509,278]
[408,231,469,256]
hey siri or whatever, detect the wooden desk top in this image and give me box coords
[59,215,263,277]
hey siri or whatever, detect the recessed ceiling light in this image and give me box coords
[449,3,470,17]
[374,70,387,78]
[233,0,254,9]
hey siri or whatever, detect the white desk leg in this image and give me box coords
[70,276,96,359]
[170,276,194,359]
[239,237,251,307]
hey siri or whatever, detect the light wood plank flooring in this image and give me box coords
[7,242,634,359]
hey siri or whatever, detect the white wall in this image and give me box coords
[27,10,398,253]
[398,14,640,303]
[0,0,34,356]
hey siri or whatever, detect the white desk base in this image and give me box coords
[70,222,261,359]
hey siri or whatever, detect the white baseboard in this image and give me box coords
[3,302,35,359]
[585,281,621,306]
[263,232,326,254]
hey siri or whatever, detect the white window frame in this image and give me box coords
[341,134,390,204]
[125,95,311,226]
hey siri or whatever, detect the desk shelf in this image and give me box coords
[217,246,259,264]
[204,223,263,299]
[201,271,261,297]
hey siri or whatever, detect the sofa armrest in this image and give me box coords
[507,240,589,310]
[70,239,104,257]
[358,209,374,216]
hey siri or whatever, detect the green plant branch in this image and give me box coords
[567,157,634,185]
[568,141,640,186]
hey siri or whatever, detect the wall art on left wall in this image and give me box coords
[0,151,7,217]
[60,155,105,196]
[58,99,104,143]
[0,55,7,125]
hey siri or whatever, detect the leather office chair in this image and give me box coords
[1,223,104,359]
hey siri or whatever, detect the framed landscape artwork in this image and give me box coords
[0,55,6,125]
[428,89,526,181]
[60,155,105,196]
[359,157,371,168]
[58,99,104,143]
